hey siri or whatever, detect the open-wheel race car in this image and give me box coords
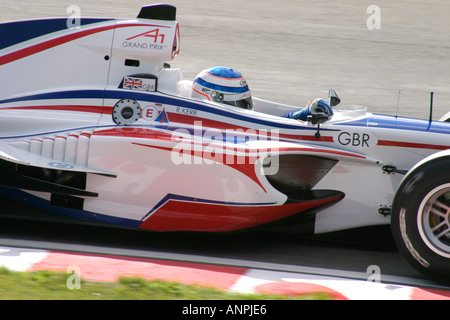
[0,4,449,282]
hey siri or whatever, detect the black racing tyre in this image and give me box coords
[391,157,450,283]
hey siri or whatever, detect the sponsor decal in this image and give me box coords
[175,106,197,117]
[123,77,143,90]
[126,28,166,42]
[155,108,169,124]
[122,76,156,92]
[141,104,162,121]
[49,162,74,169]
[337,131,371,147]
[122,26,171,51]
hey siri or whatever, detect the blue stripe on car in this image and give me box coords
[0,18,114,50]
[142,193,276,220]
[0,89,338,131]
[0,186,141,227]
[336,114,450,134]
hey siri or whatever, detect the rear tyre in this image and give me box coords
[391,157,450,283]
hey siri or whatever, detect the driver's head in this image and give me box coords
[191,66,253,110]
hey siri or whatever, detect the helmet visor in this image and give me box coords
[224,98,253,110]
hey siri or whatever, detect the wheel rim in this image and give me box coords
[417,183,450,258]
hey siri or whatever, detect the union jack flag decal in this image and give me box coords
[123,77,143,90]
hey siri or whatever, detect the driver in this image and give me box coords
[191,66,333,121]
[191,66,253,110]
[283,98,333,121]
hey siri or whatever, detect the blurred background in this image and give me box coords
[1,0,449,119]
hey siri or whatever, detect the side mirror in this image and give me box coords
[307,113,330,125]
[329,88,341,107]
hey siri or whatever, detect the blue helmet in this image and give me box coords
[192,66,253,110]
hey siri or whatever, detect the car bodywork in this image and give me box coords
[0,4,449,235]
[1,5,450,281]
[2,3,450,281]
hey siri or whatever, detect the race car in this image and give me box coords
[0,4,449,281]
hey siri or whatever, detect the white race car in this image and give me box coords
[0,4,449,282]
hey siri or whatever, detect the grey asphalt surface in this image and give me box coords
[1,0,449,119]
[0,203,429,285]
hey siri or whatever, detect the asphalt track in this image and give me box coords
[1,196,450,293]
[0,0,450,295]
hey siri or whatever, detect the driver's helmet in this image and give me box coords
[191,66,253,110]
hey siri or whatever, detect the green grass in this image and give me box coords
[0,267,331,300]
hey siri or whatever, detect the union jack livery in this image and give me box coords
[0,4,449,283]
[123,77,143,90]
